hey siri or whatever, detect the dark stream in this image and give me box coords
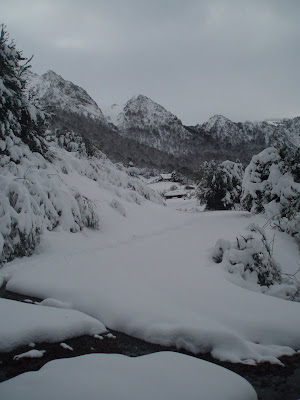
[1,287,300,400]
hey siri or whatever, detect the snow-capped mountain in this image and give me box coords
[196,114,300,148]
[27,70,107,122]
[103,95,193,156]
[104,99,299,165]
[201,115,241,141]
[28,69,299,174]
[26,71,193,174]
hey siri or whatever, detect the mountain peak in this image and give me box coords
[206,114,231,125]
[107,94,190,157]
[131,94,148,100]
[126,94,154,106]
[27,70,106,122]
[203,114,236,132]
[42,70,63,81]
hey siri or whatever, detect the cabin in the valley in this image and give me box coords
[185,185,196,190]
[163,190,186,199]
[159,173,172,182]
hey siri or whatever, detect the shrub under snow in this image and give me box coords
[213,224,281,287]
[212,224,300,301]
[0,145,100,263]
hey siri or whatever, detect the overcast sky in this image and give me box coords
[2,0,300,125]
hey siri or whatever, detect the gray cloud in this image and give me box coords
[2,0,300,124]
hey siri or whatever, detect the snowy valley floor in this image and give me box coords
[0,195,300,399]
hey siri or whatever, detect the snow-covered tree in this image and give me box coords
[0,25,47,157]
[0,26,100,263]
[241,147,300,239]
[197,160,244,210]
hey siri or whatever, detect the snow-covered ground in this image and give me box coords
[1,196,299,364]
[1,147,299,398]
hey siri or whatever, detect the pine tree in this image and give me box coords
[197,160,244,210]
[0,24,46,157]
[241,147,300,239]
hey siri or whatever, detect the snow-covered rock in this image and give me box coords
[13,350,46,360]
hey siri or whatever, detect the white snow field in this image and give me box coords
[0,352,257,400]
[0,298,106,351]
[2,202,300,365]
[0,138,299,400]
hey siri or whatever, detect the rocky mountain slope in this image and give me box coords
[198,114,300,148]
[107,94,193,156]
[27,71,106,122]
[104,97,299,165]
[27,71,299,175]
[26,71,193,174]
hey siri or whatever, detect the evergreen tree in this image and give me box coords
[0,24,46,157]
[241,147,300,239]
[197,160,244,210]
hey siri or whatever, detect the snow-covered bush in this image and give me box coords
[0,153,101,264]
[110,198,126,217]
[0,177,42,262]
[125,166,141,177]
[212,224,281,287]
[50,130,163,205]
[197,160,244,210]
[75,194,100,229]
[171,170,189,185]
[56,130,86,154]
[241,147,300,239]
[212,224,300,301]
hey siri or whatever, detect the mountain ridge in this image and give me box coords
[27,70,300,174]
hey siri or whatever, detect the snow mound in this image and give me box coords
[0,352,257,400]
[0,298,106,352]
